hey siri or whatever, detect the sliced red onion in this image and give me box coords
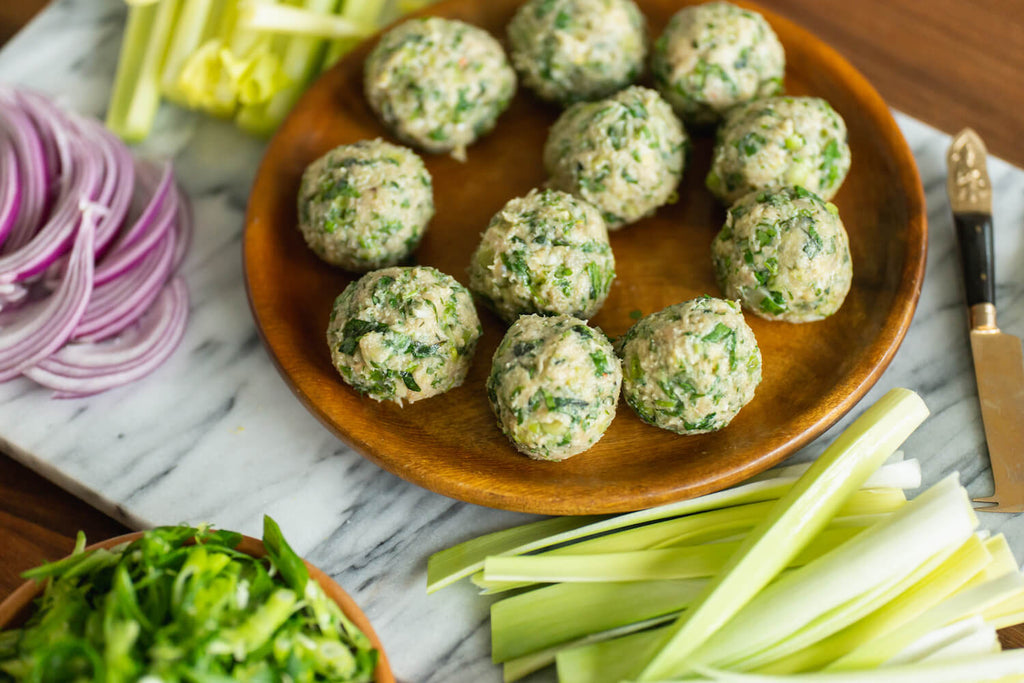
[0,216,94,381]
[92,162,175,286]
[0,106,102,284]
[0,135,21,245]
[26,278,188,398]
[74,228,176,341]
[0,87,191,396]
[0,91,48,253]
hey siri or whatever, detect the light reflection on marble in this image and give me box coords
[1,2,1023,681]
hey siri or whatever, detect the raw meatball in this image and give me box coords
[652,1,784,125]
[620,296,761,434]
[297,139,433,272]
[327,266,482,405]
[712,186,852,322]
[544,86,687,228]
[706,96,850,204]
[364,17,517,161]
[469,189,615,322]
[488,315,622,460]
[508,0,647,104]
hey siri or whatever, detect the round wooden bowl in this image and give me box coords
[0,532,395,683]
[243,0,926,514]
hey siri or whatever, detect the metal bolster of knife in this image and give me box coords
[954,211,996,310]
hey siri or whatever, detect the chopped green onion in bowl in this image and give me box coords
[0,517,389,682]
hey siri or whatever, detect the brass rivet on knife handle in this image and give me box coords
[947,128,992,215]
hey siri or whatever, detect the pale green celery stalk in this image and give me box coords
[828,571,1024,670]
[755,533,992,675]
[752,457,920,491]
[238,2,374,38]
[631,388,928,682]
[483,527,862,585]
[965,535,1018,586]
[918,622,1001,661]
[430,459,913,595]
[177,0,245,116]
[681,652,1024,683]
[474,493,902,595]
[322,0,388,69]
[688,475,977,673]
[503,615,677,683]
[160,0,221,104]
[107,0,183,142]
[491,579,705,664]
[558,627,668,683]
[889,616,997,665]
[236,0,340,137]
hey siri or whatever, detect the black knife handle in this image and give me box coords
[954,212,995,307]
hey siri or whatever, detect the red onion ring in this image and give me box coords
[0,88,191,395]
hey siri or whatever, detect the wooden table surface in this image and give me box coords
[2,0,1024,648]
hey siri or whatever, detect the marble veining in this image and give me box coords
[2,2,1024,681]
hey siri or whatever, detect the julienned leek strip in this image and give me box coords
[753,534,1000,674]
[632,388,929,681]
[675,651,1024,683]
[427,463,913,594]
[483,526,863,584]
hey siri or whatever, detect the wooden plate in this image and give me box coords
[243,0,926,515]
[0,532,395,683]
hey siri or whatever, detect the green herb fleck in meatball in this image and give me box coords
[706,95,851,204]
[327,266,482,405]
[712,185,852,322]
[620,296,761,434]
[469,188,615,322]
[508,0,648,104]
[488,315,622,460]
[298,139,434,272]
[364,17,517,161]
[544,86,687,228]
[652,1,784,125]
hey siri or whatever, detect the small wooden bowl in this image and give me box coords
[243,0,927,515]
[0,532,395,683]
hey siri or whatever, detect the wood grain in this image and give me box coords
[2,0,1024,648]
[244,0,925,514]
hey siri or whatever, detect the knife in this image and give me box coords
[947,128,1024,513]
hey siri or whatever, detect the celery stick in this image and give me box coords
[491,580,705,664]
[755,534,992,674]
[474,512,889,595]
[684,651,1024,682]
[160,0,220,103]
[752,457,921,491]
[689,475,977,672]
[238,2,374,38]
[106,0,183,142]
[889,616,996,665]
[321,0,396,70]
[236,0,340,136]
[558,628,667,683]
[428,474,902,593]
[634,388,929,681]
[483,527,862,585]
[503,615,677,683]
[828,572,1024,670]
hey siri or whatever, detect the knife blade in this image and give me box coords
[948,128,1024,512]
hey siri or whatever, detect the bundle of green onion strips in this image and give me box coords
[107,0,436,142]
[0,517,377,681]
[429,388,1024,682]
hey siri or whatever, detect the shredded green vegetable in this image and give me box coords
[0,517,376,682]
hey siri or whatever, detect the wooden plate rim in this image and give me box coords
[242,0,927,514]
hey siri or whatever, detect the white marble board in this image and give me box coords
[1,1,1024,681]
